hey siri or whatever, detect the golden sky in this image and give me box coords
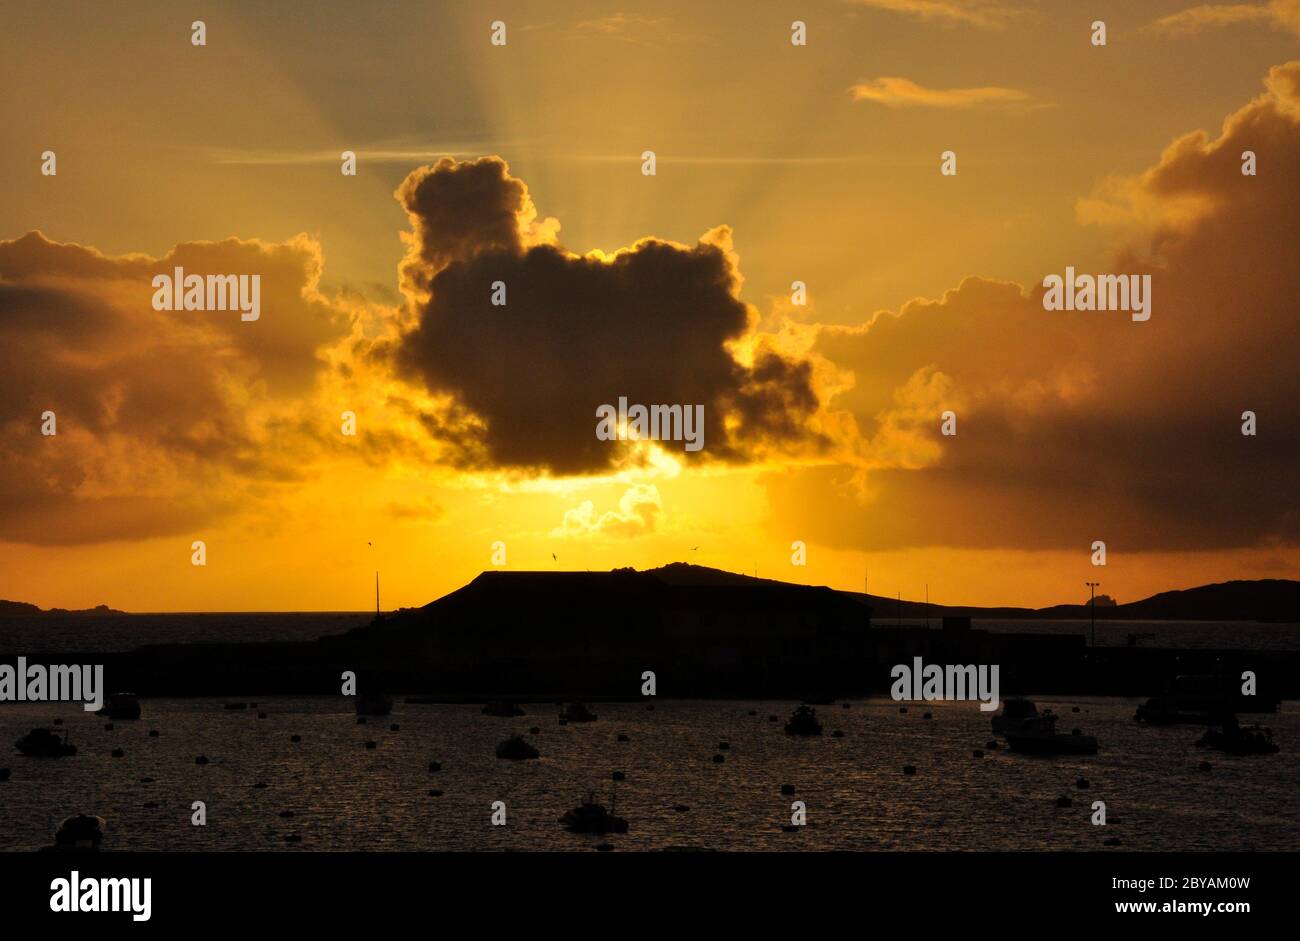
[1,0,1298,611]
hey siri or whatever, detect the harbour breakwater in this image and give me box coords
[1,620,1292,706]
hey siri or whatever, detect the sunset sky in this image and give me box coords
[1,0,1297,612]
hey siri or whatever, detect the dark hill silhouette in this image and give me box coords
[631,564,1297,622]
[6,564,1296,701]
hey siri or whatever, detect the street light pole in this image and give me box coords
[1086,581,1100,647]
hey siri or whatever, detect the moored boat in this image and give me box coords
[560,792,628,834]
[15,728,77,758]
[1005,713,1099,755]
[784,705,823,736]
[98,693,141,720]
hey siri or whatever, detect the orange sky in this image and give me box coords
[1,1,1297,611]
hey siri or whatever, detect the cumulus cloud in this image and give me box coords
[775,62,1300,553]
[389,156,831,476]
[552,484,662,538]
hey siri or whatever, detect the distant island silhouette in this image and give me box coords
[0,600,125,617]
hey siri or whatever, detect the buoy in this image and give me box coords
[903,765,917,775]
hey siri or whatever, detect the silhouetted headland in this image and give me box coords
[2,565,1296,702]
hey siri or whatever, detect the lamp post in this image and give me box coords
[1086,581,1100,647]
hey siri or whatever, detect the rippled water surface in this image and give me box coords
[1,697,1296,851]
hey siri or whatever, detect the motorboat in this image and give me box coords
[15,728,77,758]
[1005,713,1099,755]
[355,689,393,717]
[1198,718,1279,755]
[97,693,141,720]
[784,705,823,736]
[495,734,540,760]
[560,792,628,834]
[991,697,1041,735]
[559,702,597,723]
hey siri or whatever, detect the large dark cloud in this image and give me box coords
[772,63,1300,553]
[391,157,827,475]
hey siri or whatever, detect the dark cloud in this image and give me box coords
[392,157,828,475]
[777,63,1300,553]
[0,231,350,544]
